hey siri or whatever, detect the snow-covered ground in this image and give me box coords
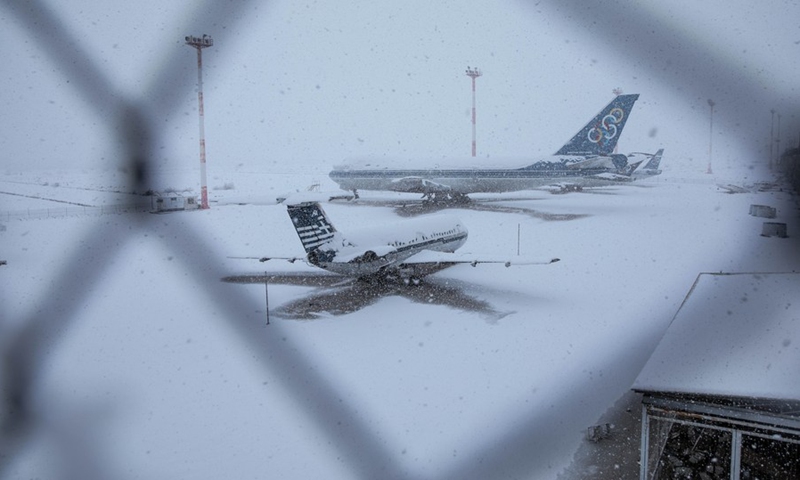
[1,166,799,479]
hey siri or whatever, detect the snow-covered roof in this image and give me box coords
[634,272,800,401]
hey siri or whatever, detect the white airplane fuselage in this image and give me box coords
[310,214,468,277]
[328,94,642,198]
[329,155,629,195]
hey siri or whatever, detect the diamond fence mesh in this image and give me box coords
[1,1,796,479]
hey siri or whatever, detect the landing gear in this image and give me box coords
[422,191,471,204]
[450,192,470,204]
[552,184,583,194]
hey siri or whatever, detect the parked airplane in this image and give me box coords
[329,94,640,201]
[629,148,664,180]
[542,148,663,192]
[232,201,558,283]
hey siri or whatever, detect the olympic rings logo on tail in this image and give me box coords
[587,107,625,144]
[608,107,625,123]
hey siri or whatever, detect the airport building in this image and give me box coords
[634,272,800,479]
[150,192,199,213]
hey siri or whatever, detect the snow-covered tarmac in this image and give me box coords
[2,168,798,479]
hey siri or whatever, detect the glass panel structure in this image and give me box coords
[646,418,731,479]
[740,434,800,480]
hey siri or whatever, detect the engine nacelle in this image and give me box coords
[610,154,628,170]
[349,250,379,264]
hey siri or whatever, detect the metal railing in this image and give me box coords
[0,204,149,221]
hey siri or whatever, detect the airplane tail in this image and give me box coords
[555,94,639,156]
[286,201,338,254]
[642,148,664,170]
[621,160,643,175]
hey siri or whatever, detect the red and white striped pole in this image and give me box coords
[185,34,214,209]
[466,67,482,157]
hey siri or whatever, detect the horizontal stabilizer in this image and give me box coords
[228,255,306,264]
[641,148,664,170]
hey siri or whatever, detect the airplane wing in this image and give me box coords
[221,271,349,287]
[388,177,452,194]
[565,156,612,169]
[400,250,560,267]
[228,255,306,264]
[583,172,636,182]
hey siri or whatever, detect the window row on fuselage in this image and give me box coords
[389,230,465,252]
[330,167,608,180]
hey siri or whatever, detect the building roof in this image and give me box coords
[634,272,800,401]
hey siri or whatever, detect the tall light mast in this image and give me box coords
[770,109,775,170]
[466,67,482,157]
[776,113,782,164]
[706,99,715,174]
[185,34,213,209]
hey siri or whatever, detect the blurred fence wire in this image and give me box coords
[0,0,797,479]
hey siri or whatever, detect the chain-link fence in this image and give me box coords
[2,1,798,479]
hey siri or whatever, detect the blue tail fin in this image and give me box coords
[555,94,639,156]
[286,202,337,253]
[641,148,664,170]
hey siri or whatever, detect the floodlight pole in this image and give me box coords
[770,109,775,170]
[776,113,782,165]
[265,274,270,326]
[706,99,715,174]
[466,67,482,157]
[185,34,214,209]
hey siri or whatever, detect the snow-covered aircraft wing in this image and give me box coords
[221,271,348,286]
[228,255,306,264]
[564,156,611,169]
[388,177,452,193]
[583,172,635,182]
[400,250,560,267]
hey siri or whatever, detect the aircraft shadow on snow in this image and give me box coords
[222,272,515,322]
[333,196,591,221]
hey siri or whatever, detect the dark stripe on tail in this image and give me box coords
[287,202,337,253]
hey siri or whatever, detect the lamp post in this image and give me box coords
[465,66,482,157]
[776,113,782,165]
[706,99,715,174]
[770,109,775,170]
[185,34,214,209]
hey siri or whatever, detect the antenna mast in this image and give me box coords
[185,34,214,209]
[466,67,482,157]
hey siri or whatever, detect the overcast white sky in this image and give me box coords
[1,0,799,181]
